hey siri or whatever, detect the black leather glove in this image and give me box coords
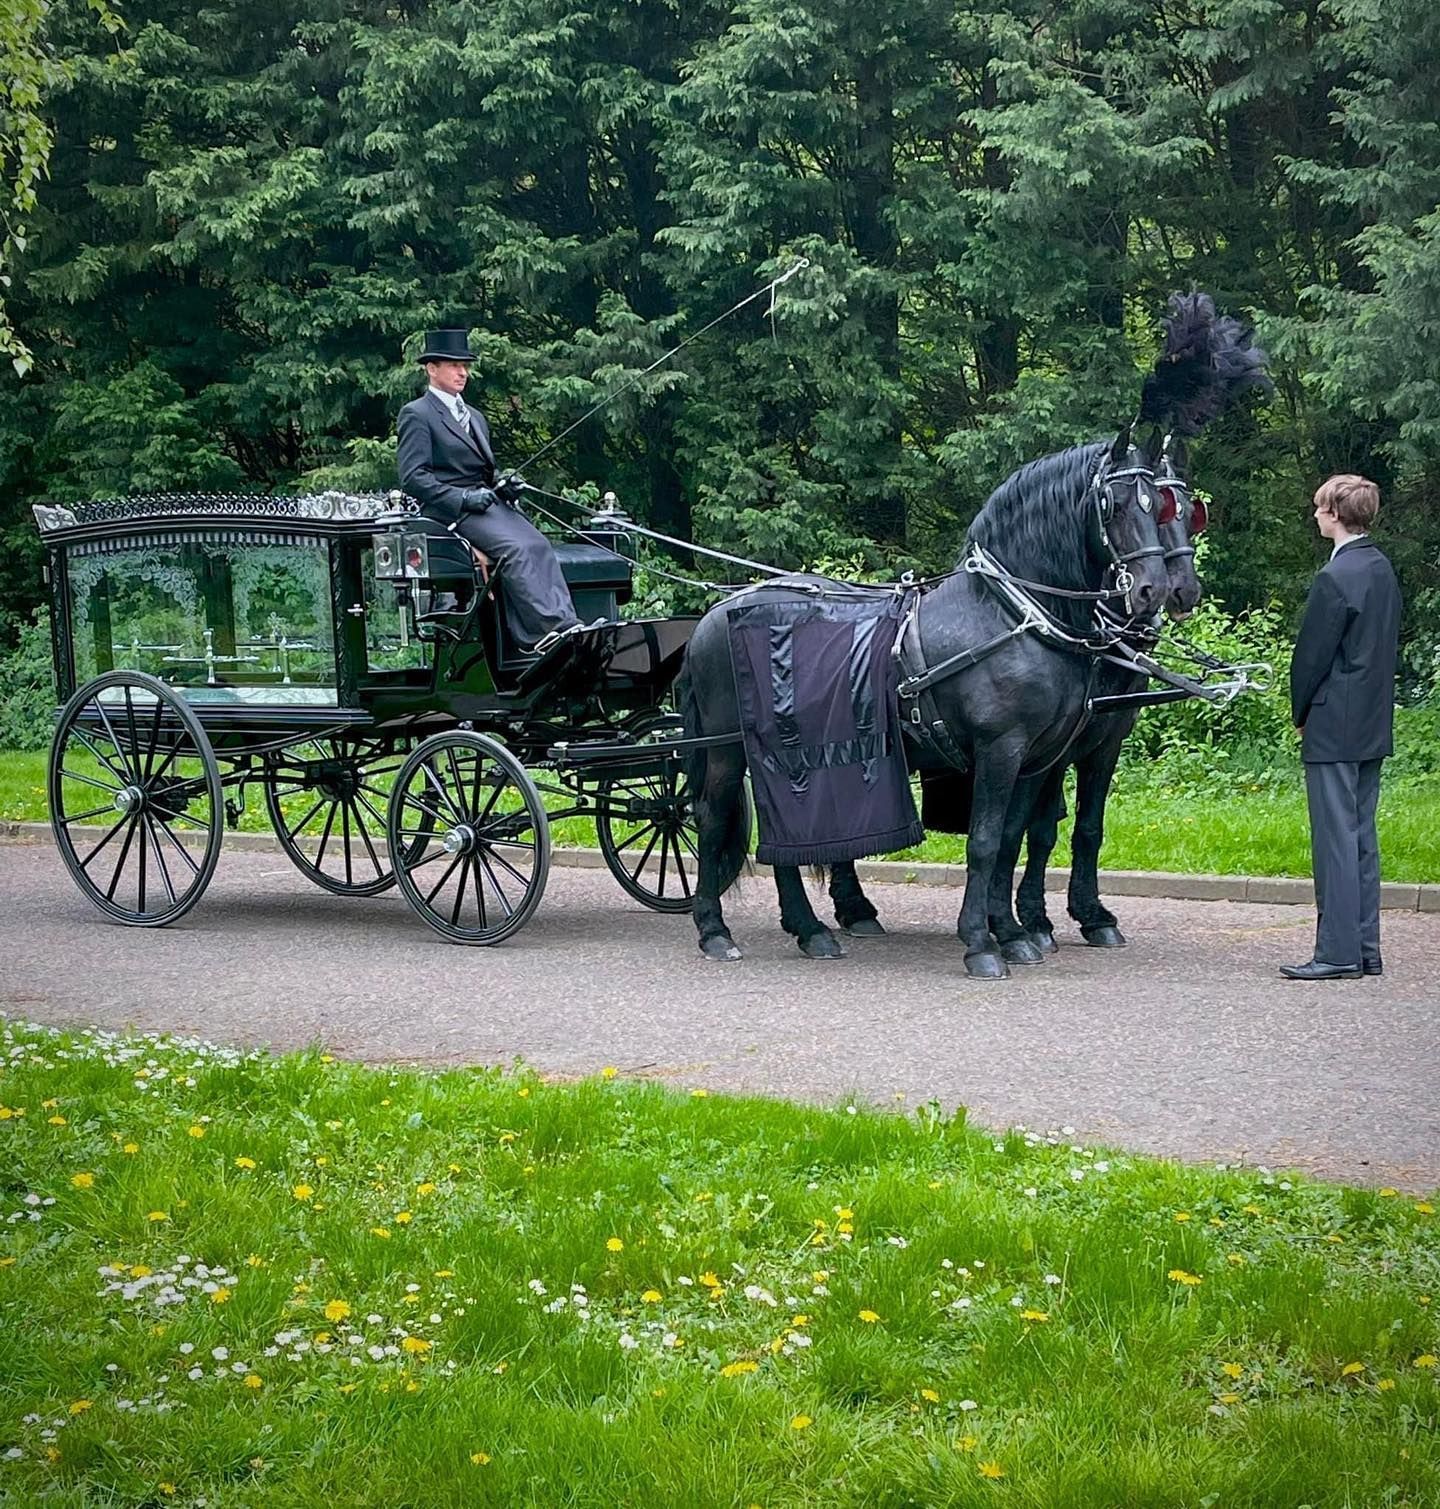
[494,473,526,505]
[462,487,499,515]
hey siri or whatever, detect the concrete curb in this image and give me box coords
[4,819,1436,911]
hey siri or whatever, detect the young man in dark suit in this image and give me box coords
[1282,474,1403,981]
[396,329,581,650]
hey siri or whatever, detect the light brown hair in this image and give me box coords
[1314,473,1380,531]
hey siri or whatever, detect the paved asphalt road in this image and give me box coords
[1,842,1436,1189]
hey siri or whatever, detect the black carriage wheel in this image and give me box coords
[264,737,426,897]
[48,671,223,927]
[387,731,550,945]
[595,758,701,913]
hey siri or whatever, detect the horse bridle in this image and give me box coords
[1151,436,1209,568]
[1089,454,1167,617]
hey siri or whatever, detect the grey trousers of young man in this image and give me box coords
[1304,758,1383,968]
[450,502,578,649]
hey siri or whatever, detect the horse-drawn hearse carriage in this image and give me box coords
[32,489,717,943]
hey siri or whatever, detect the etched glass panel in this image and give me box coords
[68,537,338,702]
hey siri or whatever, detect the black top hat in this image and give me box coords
[417,329,476,364]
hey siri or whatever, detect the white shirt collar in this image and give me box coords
[429,385,466,416]
[1330,531,1367,559]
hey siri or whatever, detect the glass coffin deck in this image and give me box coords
[67,534,340,705]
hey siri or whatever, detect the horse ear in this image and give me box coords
[1137,426,1163,468]
[1109,428,1132,464]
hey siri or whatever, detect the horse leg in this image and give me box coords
[986,774,1047,966]
[1016,766,1066,954]
[775,866,845,959]
[955,739,1026,980]
[829,860,884,936]
[1067,742,1127,947]
[692,744,749,962]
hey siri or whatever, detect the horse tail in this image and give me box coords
[679,664,750,894]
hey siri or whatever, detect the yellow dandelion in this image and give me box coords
[319,1054,335,1064]
[1173,1211,1191,1223]
[791,1314,809,1327]
[210,1287,231,1305]
[234,1156,256,1170]
[1414,1354,1437,1369]
[187,1125,205,1139]
[70,1172,95,1189]
[1378,1378,1396,1391]
[517,1087,530,1098]
[402,1336,432,1355]
[0,1257,16,1268]
[338,1383,357,1394]
[1217,1391,1241,1405]
[606,1237,624,1253]
[978,1461,1005,1479]
[1019,1309,1050,1323]
[720,1360,759,1377]
[395,1211,413,1224]
[789,1414,812,1430]
[601,1066,618,1080]
[1340,1361,1366,1378]
[835,1206,854,1220]
[1416,1203,1435,1215]
[690,1088,709,1098]
[920,1388,941,1403]
[1220,1362,1243,1379]
[954,1435,978,1453]
[314,1332,331,1344]
[858,1308,881,1324]
[641,1289,662,1303]
[324,1300,351,1323]
[1226,1253,1246,1266]
[370,1227,391,1239]
[243,1374,262,1389]
[147,1211,169,1222]
[122,1142,139,1154]
[1378,1187,1399,1197]
[1167,1269,1203,1286]
[699,1271,721,1289]
[470,1451,492,1465]
[292,1183,314,1201]
[130,1265,152,1278]
[68,1400,92,1415]
[246,1254,265,1268]
[47,1115,67,1126]
[416,1182,436,1196]
[434,1269,454,1279]
[158,1484,176,1497]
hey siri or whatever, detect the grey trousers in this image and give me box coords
[1304,758,1383,967]
[449,502,579,648]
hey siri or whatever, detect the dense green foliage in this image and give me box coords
[2,0,1438,672]
[1,1018,1437,1505]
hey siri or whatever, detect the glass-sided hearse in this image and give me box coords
[33,490,707,943]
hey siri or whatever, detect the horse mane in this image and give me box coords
[965,440,1108,632]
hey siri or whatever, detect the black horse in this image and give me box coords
[681,426,1172,979]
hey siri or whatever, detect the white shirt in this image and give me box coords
[1330,530,1367,559]
[429,385,469,427]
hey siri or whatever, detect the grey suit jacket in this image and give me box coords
[1289,536,1402,763]
[396,390,497,526]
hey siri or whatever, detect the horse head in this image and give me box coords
[1144,430,1205,619]
[1088,427,1169,623]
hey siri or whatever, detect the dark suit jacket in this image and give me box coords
[396,390,497,526]
[1289,536,1402,763]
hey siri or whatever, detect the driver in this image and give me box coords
[397,329,582,651]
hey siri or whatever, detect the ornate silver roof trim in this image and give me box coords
[32,491,417,533]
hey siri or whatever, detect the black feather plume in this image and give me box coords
[1138,291,1273,436]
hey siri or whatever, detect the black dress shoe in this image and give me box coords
[1363,958,1383,977]
[1279,958,1363,981]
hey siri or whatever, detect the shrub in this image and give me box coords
[0,607,57,751]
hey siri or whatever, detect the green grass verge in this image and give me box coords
[6,747,1440,882]
[0,1019,1435,1506]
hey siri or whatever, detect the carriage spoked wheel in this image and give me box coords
[386,731,551,945]
[594,723,751,912]
[264,736,426,897]
[48,671,223,926]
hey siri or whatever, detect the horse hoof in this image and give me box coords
[1028,929,1059,955]
[1000,937,1045,966]
[800,932,846,960]
[964,951,1010,980]
[701,936,743,962]
[842,917,886,937]
[1082,925,1127,949]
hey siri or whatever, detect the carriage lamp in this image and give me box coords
[372,533,403,578]
[401,534,431,579]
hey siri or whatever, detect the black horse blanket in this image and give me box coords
[726,587,923,866]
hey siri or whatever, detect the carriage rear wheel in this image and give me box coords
[48,671,223,926]
[264,737,421,896]
[386,731,550,945]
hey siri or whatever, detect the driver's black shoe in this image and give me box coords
[1279,958,1362,981]
[1363,957,1383,977]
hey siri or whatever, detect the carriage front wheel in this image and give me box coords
[48,671,223,927]
[386,731,550,945]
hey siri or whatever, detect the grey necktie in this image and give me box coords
[451,397,469,432]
